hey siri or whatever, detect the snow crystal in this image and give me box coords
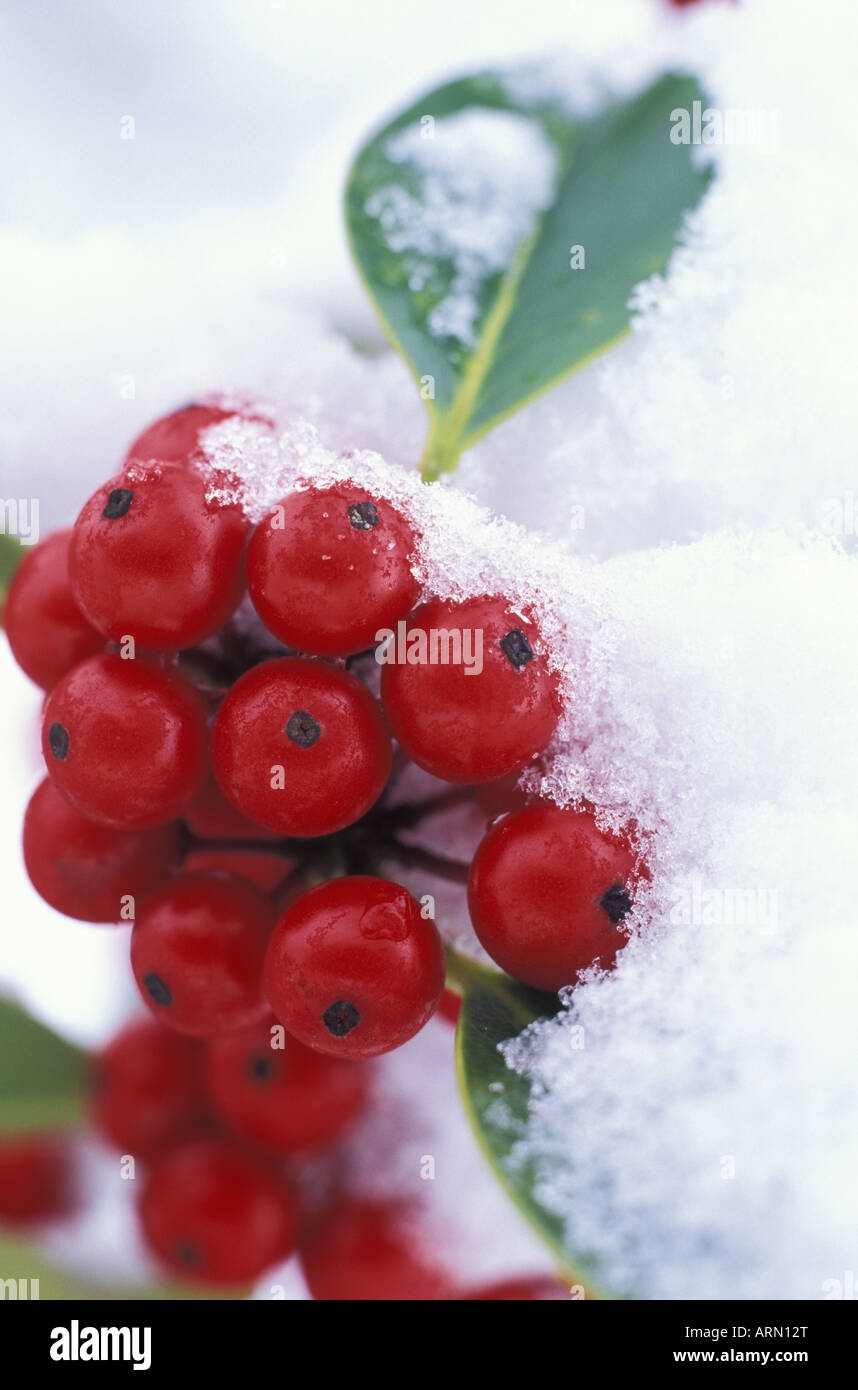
[365,109,559,347]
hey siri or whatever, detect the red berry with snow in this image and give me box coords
[247,485,420,656]
[467,803,643,991]
[380,595,560,783]
[3,530,103,690]
[70,459,248,649]
[264,876,445,1058]
[130,871,274,1037]
[125,401,262,466]
[42,653,207,829]
[211,656,392,836]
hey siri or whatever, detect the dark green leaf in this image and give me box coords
[0,533,23,612]
[452,952,612,1296]
[346,70,712,478]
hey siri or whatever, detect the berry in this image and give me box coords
[211,657,392,836]
[140,1137,297,1286]
[465,1275,570,1300]
[70,459,248,649]
[88,1018,204,1158]
[380,595,559,784]
[247,485,420,656]
[42,653,206,829]
[182,846,298,895]
[0,1133,76,1227]
[264,876,445,1058]
[205,1016,366,1155]
[301,1200,455,1301]
[130,871,274,1037]
[2,530,103,690]
[125,402,252,466]
[467,804,642,991]
[182,765,281,843]
[437,987,462,1027]
[23,778,181,922]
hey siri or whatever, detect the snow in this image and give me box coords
[2,0,858,1299]
[366,110,559,348]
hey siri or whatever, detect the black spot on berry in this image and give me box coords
[248,1053,273,1082]
[499,629,534,668]
[285,710,321,748]
[48,722,69,760]
[322,1000,360,1037]
[174,1240,202,1266]
[347,501,379,530]
[600,882,633,925]
[143,972,172,1007]
[102,488,134,520]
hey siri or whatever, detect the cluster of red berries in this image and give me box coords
[3,399,645,1293]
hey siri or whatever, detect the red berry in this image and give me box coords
[465,1275,570,1300]
[23,778,181,922]
[130,871,274,1037]
[467,804,642,991]
[205,1016,366,1155]
[88,1018,204,1158]
[437,987,462,1027]
[211,657,392,836]
[0,1133,76,1227]
[182,765,281,843]
[247,485,420,656]
[70,459,248,649]
[301,1200,454,1301]
[125,402,257,466]
[42,653,207,829]
[182,846,298,896]
[264,876,445,1059]
[140,1136,297,1286]
[2,530,103,690]
[380,595,559,783]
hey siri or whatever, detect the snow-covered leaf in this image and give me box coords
[346,70,712,479]
[452,952,608,1296]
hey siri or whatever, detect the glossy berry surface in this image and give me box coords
[23,778,181,922]
[205,1016,366,1154]
[42,653,207,829]
[264,876,445,1058]
[182,845,298,896]
[182,765,281,843]
[125,402,247,466]
[467,803,641,991]
[247,485,420,656]
[211,657,392,836]
[0,1133,76,1227]
[140,1137,297,1286]
[301,1199,454,1301]
[2,530,103,690]
[380,595,559,784]
[70,458,248,649]
[88,1018,203,1158]
[130,871,274,1037]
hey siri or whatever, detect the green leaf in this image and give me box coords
[451,951,612,1297]
[0,533,23,612]
[0,1234,238,1300]
[346,70,712,479]
[0,999,85,1133]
